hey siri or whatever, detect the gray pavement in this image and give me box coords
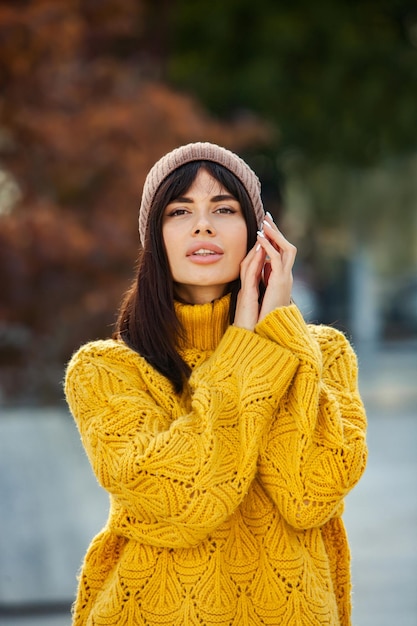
[345,343,417,626]
[0,409,108,626]
[345,410,417,626]
[0,342,416,626]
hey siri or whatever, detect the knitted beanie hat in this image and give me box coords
[139,142,264,245]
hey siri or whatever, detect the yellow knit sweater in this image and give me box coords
[65,295,367,626]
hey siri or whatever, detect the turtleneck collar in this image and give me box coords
[174,293,231,353]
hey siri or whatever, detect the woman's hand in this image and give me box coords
[257,213,296,323]
[234,213,297,331]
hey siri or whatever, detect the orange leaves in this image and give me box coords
[0,0,271,402]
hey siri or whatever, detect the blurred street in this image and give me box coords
[345,341,417,626]
[0,342,416,626]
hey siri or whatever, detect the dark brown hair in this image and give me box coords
[114,161,259,392]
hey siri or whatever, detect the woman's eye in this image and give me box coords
[168,208,189,216]
[215,207,235,214]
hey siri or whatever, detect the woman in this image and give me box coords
[65,142,367,625]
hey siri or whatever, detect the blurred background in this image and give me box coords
[0,1,416,624]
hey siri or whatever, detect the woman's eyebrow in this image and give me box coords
[211,194,237,202]
[169,193,237,204]
[170,196,193,203]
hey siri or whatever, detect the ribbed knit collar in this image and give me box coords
[174,293,231,352]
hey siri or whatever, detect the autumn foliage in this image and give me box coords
[0,0,271,404]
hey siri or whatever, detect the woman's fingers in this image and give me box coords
[236,215,297,329]
[256,219,297,321]
[261,219,297,268]
[256,229,296,274]
[233,242,265,331]
[240,241,265,285]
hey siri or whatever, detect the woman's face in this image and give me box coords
[162,168,248,304]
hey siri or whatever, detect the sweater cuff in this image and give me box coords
[200,324,299,399]
[255,304,322,363]
[255,304,305,342]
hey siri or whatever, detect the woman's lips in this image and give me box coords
[186,242,224,256]
[192,248,218,256]
[186,243,224,264]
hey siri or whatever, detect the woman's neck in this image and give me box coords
[173,284,229,305]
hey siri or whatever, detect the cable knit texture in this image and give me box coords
[65,295,367,626]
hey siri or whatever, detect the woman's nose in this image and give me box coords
[192,215,216,235]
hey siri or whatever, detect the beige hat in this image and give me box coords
[139,142,264,245]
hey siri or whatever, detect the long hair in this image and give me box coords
[114,160,259,393]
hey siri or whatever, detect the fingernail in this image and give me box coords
[263,220,273,229]
[255,243,261,252]
[266,211,274,220]
[257,230,265,238]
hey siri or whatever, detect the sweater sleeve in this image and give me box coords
[65,329,299,548]
[255,304,368,530]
